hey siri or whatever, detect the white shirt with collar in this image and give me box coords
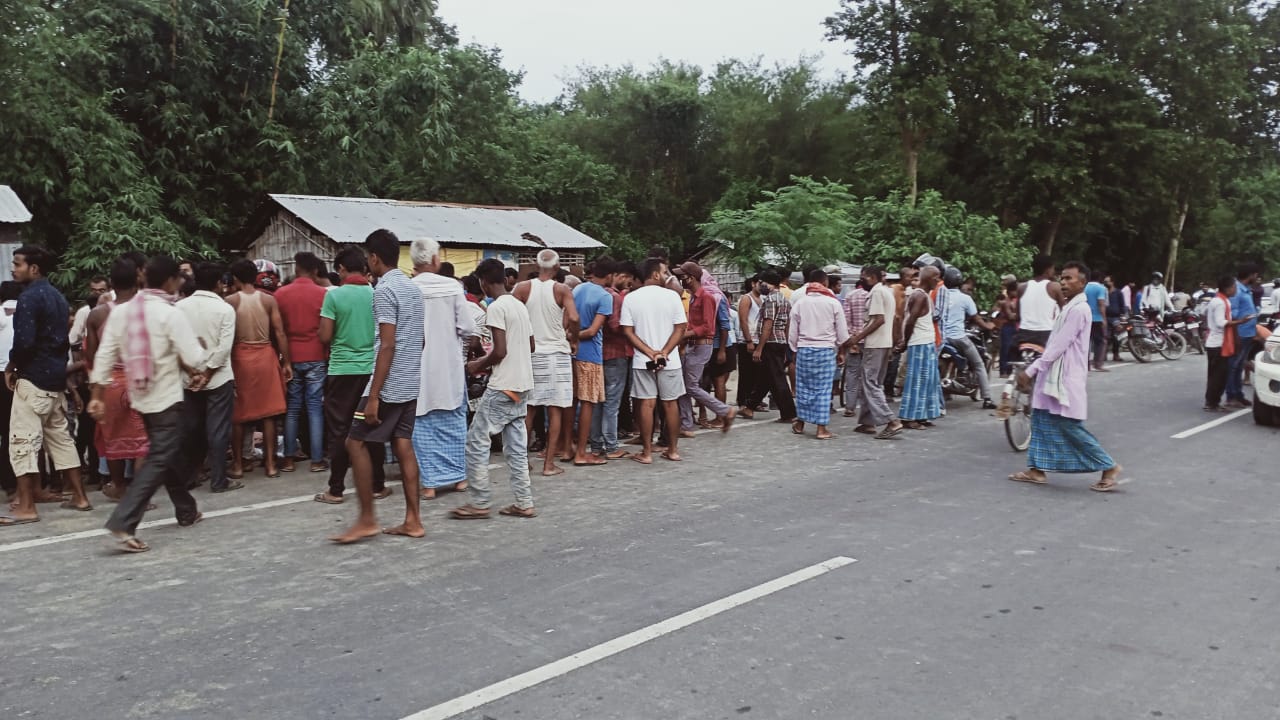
[176,290,237,390]
[91,293,209,414]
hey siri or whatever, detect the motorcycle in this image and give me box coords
[1127,309,1187,362]
[1164,309,1204,354]
[939,324,992,401]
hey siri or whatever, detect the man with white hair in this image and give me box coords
[513,249,579,477]
[409,237,477,499]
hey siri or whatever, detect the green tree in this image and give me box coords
[700,177,858,270]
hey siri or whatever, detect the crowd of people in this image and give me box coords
[7,230,1256,551]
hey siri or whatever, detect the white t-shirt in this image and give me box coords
[1205,296,1228,348]
[0,300,17,364]
[484,295,534,393]
[620,284,687,370]
[864,283,896,349]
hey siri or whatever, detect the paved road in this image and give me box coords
[3,356,1277,720]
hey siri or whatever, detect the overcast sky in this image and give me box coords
[438,0,848,101]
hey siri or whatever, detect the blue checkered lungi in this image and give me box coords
[1027,409,1114,473]
[795,346,837,426]
[412,404,467,488]
[898,343,942,421]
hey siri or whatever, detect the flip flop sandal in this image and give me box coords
[112,536,150,553]
[1090,481,1118,493]
[450,506,491,520]
[0,516,39,527]
[1008,472,1048,485]
[498,504,537,518]
[310,463,330,473]
[605,450,631,460]
[59,501,93,512]
[874,425,903,440]
[854,425,877,435]
[792,421,805,435]
[178,512,204,528]
[373,488,394,500]
[573,459,607,466]
[660,451,682,462]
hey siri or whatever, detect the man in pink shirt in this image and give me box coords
[788,269,850,439]
[673,261,735,435]
[274,252,330,473]
[1010,261,1123,492]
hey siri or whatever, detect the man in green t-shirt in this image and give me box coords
[314,246,386,504]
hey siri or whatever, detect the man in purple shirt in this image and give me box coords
[1009,261,1123,492]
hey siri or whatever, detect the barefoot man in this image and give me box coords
[331,229,426,543]
[226,258,291,478]
[513,249,578,477]
[620,257,687,464]
[1009,261,1124,493]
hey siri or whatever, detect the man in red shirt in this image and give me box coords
[275,252,330,473]
[673,261,735,436]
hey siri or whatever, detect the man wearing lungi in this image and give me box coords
[788,269,849,440]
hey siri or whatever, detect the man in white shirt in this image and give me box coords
[177,262,240,494]
[452,258,537,520]
[1203,274,1240,412]
[845,266,902,438]
[90,256,210,553]
[1141,272,1174,314]
[69,275,110,351]
[621,257,688,464]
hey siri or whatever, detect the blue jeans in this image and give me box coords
[591,357,630,453]
[286,361,326,462]
[465,389,532,509]
[1225,338,1253,401]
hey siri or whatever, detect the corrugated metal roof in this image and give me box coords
[269,194,604,250]
[0,186,32,224]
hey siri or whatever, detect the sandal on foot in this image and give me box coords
[313,493,344,505]
[112,535,150,553]
[499,504,537,518]
[450,505,491,520]
[1090,480,1119,493]
[59,501,93,512]
[1008,471,1048,485]
[0,515,39,527]
[854,424,877,435]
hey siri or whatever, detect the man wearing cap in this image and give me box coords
[674,262,736,435]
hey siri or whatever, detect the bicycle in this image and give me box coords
[998,359,1033,452]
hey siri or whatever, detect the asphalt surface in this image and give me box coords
[3,355,1277,720]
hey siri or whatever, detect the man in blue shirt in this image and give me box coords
[1226,263,1261,407]
[1084,271,1110,371]
[2,245,91,526]
[571,259,614,466]
[940,274,996,408]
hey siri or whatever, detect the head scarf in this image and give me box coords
[700,269,725,309]
[124,289,177,393]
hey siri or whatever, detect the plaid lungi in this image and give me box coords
[795,346,837,426]
[412,404,467,488]
[1027,409,1114,473]
[898,343,942,421]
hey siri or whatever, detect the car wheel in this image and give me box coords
[1252,399,1277,426]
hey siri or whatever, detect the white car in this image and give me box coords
[1252,332,1280,425]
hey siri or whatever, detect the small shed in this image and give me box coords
[0,185,33,272]
[240,194,606,278]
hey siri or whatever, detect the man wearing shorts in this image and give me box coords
[513,249,579,477]
[2,245,92,526]
[570,258,615,466]
[621,257,688,464]
[330,229,425,544]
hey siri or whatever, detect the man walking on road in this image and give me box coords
[90,256,211,552]
[789,269,848,439]
[513,249,578,477]
[674,261,735,436]
[1,246,92,526]
[452,259,537,520]
[621,258,688,464]
[331,229,425,544]
[1009,261,1123,492]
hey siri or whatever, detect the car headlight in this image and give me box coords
[1267,340,1280,364]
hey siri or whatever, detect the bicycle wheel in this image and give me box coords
[1127,337,1152,363]
[1004,389,1031,452]
[1159,331,1187,360]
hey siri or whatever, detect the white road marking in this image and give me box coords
[1170,408,1250,439]
[0,464,504,553]
[399,556,858,720]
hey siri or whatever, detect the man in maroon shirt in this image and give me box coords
[275,252,330,473]
[672,261,735,436]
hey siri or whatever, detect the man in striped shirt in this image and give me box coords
[331,229,426,545]
[841,278,870,417]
